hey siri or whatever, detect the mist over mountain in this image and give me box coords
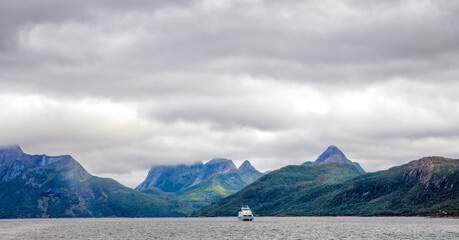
[136,158,238,192]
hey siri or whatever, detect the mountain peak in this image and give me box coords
[315,145,349,164]
[238,160,259,173]
[239,160,253,169]
[303,145,365,173]
[236,160,263,184]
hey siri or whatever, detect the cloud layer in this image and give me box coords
[1,0,459,187]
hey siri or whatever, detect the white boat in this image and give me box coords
[238,206,254,221]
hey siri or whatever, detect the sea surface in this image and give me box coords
[0,217,458,239]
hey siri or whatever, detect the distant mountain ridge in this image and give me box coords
[136,158,264,212]
[136,158,261,192]
[173,160,264,209]
[303,145,365,173]
[0,145,184,218]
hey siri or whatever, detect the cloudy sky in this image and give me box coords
[1,0,459,187]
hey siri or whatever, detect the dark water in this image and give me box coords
[0,217,458,239]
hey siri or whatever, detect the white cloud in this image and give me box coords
[0,94,152,153]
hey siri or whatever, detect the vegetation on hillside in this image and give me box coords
[194,158,459,217]
[193,163,363,216]
[0,159,184,218]
[140,172,249,212]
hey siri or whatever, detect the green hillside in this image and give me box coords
[174,172,248,209]
[140,172,249,212]
[193,163,362,216]
[194,157,459,217]
[313,156,459,216]
[0,166,185,218]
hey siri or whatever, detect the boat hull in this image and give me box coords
[238,216,254,221]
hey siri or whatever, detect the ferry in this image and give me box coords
[238,206,254,221]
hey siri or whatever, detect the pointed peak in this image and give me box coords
[322,145,343,154]
[327,145,339,149]
[302,145,365,173]
[240,160,252,168]
[238,160,262,175]
[315,145,348,163]
[238,160,255,171]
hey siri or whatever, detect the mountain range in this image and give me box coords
[137,158,240,192]
[194,155,459,216]
[0,145,184,218]
[1,144,457,218]
[136,158,264,211]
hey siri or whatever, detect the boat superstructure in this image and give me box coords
[238,205,254,221]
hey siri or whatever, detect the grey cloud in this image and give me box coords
[1,0,459,187]
[0,0,194,50]
[2,1,459,80]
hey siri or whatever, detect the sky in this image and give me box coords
[1,0,459,188]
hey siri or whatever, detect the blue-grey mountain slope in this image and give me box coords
[136,158,237,192]
[0,145,184,218]
[236,160,264,184]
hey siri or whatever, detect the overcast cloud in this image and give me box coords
[1,0,459,187]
